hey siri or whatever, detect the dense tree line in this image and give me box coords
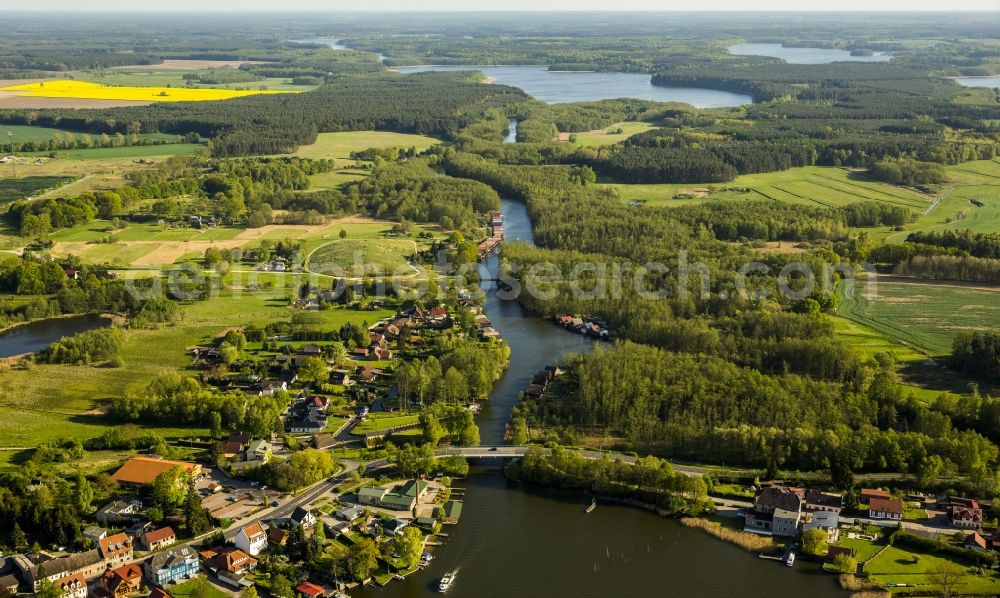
[951,332,1000,381]
[37,328,123,365]
[506,447,712,514]
[109,372,288,438]
[516,342,1000,487]
[869,157,949,187]
[906,230,1000,260]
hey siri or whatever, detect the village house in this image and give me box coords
[965,532,988,552]
[744,486,803,536]
[228,432,252,448]
[14,550,106,591]
[141,527,176,552]
[805,490,844,515]
[83,526,107,543]
[291,506,317,529]
[373,347,393,361]
[244,439,274,463]
[95,500,144,524]
[860,488,891,504]
[357,479,429,512]
[288,417,326,434]
[55,573,88,598]
[802,510,840,542]
[381,518,409,536]
[257,380,288,396]
[100,563,143,598]
[947,498,984,530]
[441,500,464,524]
[110,457,202,487]
[234,522,268,556]
[296,581,328,598]
[267,527,289,547]
[335,505,365,522]
[142,546,200,587]
[202,547,258,575]
[98,533,133,569]
[868,497,903,521]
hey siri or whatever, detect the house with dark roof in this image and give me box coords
[95,500,143,524]
[745,486,803,536]
[201,547,257,575]
[291,506,317,529]
[805,490,843,514]
[860,488,891,503]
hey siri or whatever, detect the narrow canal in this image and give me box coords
[353,199,847,597]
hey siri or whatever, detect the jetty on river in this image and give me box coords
[477,210,504,259]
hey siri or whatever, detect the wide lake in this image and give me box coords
[392,65,752,106]
[729,43,892,64]
[953,76,1000,88]
[0,313,109,358]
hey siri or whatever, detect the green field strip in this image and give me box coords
[770,184,835,208]
[809,173,930,206]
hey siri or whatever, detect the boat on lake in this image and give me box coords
[420,551,434,566]
[585,497,597,513]
[438,570,457,592]
[785,552,795,567]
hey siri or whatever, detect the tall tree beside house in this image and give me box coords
[152,465,188,512]
[388,526,423,570]
[185,477,211,536]
[34,579,62,598]
[348,537,380,581]
[270,575,293,598]
[801,528,828,556]
[73,473,94,513]
[210,411,223,439]
[10,522,27,551]
[241,587,259,598]
[929,561,967,598]
[298,357,329,387]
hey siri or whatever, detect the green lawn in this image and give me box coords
[570,121,655,147]
[3,124,178,145]
[832,535,885,562]
[290,131,441,161]
[865,545,1000,595]
[351,414,421,436]
[168,578,229,598]
[308,239,419,277]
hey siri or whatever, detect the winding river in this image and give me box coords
[353,199,846,598]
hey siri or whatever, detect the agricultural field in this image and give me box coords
[84,69,314,92]
[835,277,1000,357]
[607,165,934,210]
[3,123,180,145]
[1,80,292,103]
[25,143,203,160]
[43,216,441,271]
[881,158,1000,243]
[566,121,655,147]
[308,238,421,278]
[0,175,74,204]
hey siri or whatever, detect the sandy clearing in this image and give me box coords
[131,239,248,266]
[114,59,272,71]
[0,91,153,109]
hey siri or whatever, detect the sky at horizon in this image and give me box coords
[10,0,1000,11]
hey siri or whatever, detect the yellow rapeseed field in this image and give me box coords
[1,80,290,102]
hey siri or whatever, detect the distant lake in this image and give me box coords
[729,43,892,64]
[393,65,752,107]
[290,38,347,51]
[0,314,110,358]
[952,76,1000,89]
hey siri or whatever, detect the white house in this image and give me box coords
[290,506,317,529]
[234,523,268,556]
[802,510,840,542]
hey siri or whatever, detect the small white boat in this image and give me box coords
[785,552,795,567]
[438,570,457,592]
[420,552,434,566]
